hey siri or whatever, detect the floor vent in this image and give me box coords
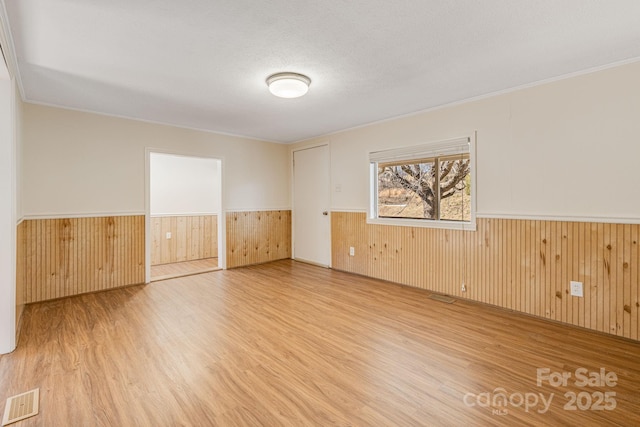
[2,388,39,426]
[428,294,456,304]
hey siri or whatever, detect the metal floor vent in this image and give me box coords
[428,294,456,304]
[2,388,39,426]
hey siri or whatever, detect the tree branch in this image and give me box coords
[440,160,469,196]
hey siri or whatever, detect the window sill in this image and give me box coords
[366,216,477,231]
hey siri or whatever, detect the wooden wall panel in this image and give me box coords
[331,212,640,341]
[20,216,145,303]
[150,215,218,266]
[226,210,291,269]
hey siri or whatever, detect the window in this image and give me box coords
[369,136,475,230]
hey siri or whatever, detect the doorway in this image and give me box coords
[293,145,331,266]
[146,151,223,282]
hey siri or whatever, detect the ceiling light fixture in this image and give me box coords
[266,72,311,98]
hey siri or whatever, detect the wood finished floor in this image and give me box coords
[150,257,219,281]
[1,260,639,426]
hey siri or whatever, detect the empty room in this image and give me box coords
[1,1,639,426]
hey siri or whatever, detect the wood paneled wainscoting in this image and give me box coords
[150,215,218,266]
[331,212,640,341]
[15,211,290,303]
[226,210,291,268]
[17,215,145,303]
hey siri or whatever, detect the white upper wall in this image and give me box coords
[22,104,290,216]
[150,153,220,216]
[15,81,22,221]
[293,61,640,222]
[0,74,17,353]
[20,61,640,221]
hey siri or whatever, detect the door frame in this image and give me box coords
[291,141,332,267]
[144,148,225,283]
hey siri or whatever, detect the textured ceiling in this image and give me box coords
[2,0,640,143]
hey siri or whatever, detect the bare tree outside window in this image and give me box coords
[377,154,470,221]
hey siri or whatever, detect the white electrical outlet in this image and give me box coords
[349,246,355,256]
[166,232,172,239]
[461,283,467,292]
[335,184,342,192]
[570,281,583,297]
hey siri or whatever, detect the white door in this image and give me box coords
[293,145,331,266]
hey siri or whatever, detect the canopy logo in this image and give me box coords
[463,367,618,416]
[463,388,553,415]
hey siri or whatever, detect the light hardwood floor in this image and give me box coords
[150,257,219,281]
[1,260,639,426]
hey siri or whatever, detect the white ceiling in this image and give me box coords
[2,1,640,143]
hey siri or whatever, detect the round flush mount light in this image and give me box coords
[266,72,311,98]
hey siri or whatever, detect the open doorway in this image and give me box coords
[146,151,223,282]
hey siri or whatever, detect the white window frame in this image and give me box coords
[368,135,476,231]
